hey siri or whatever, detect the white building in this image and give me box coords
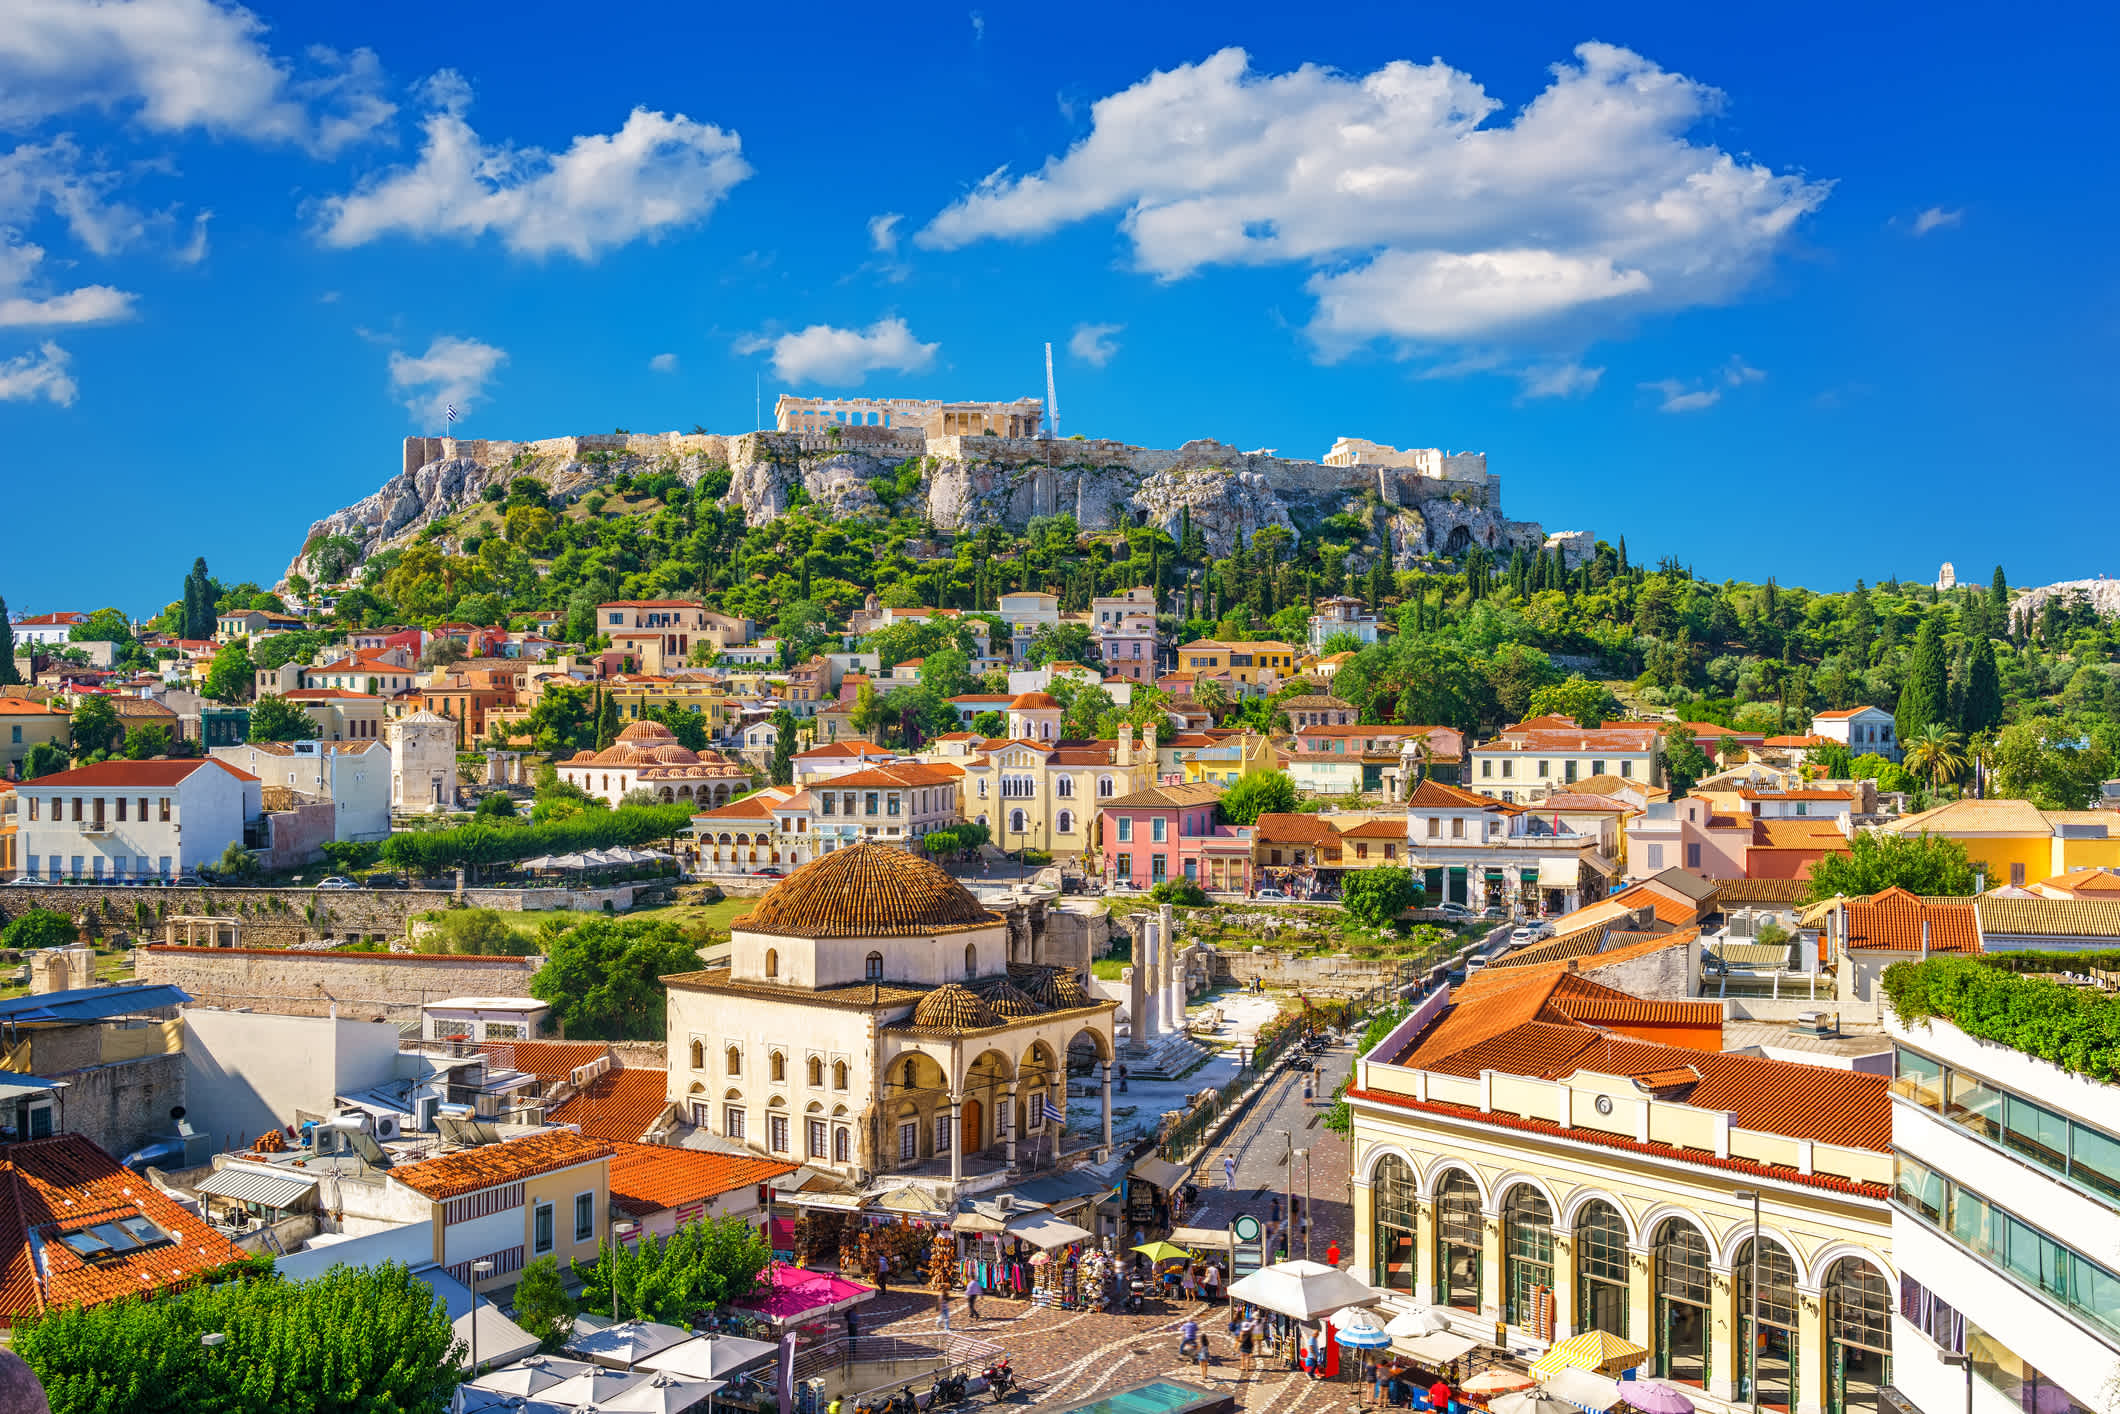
[1887,993,2120,1414]
[804,763,961,855]
[11,757,260,881]
[8,611,89,646]
[1308,595,1382,651]
[1813,706,1901,763]
[556,719,752,808]
[210,739,391,843]
[387,708,460,813]
[1469,717,1665,801]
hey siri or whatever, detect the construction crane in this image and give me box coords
[1043,341,1060,440]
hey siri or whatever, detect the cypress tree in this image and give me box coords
[1617,536,1629,576]
[0,595,17,686]
[1960,634,2003,735]
[1895,616,1950,742]
[1988,565,2009,636]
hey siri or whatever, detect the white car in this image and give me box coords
[1509,922,1554,945]
[1436,902,1474,919]
[1253,887,1290,901]
[314,877,360,891]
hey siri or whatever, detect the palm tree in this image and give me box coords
[1903,724,1967,790]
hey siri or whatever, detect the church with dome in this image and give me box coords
[556,719,753,807]
[661,843,1117,1201]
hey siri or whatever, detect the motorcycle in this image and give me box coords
[983,1359,1015,1403]
[887,1386,919,1414]
[1122,1278,1148,1313]
[1288,1056,1315,1073]
[931,1371,968,1406]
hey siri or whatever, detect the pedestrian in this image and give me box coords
[1369,1361,1385,1409]
[875,1253,889,1293]
[1326,1239,1342,1268]
[1179,1315,1201,1364]
[1307,1328,1327,1381]
[1430,1379,1453,1413]
[938,1290,952,1331]
[1223,1155,1237,1189]
[1202,1260,1221,1305]
[1299,1210,1310,1252]
[1270,1194,1282,1223]
[1194,1328,1212,1379]
[1182,1264,1198,1304]
[964,1277,982,1320]
[1303,1074,1314,1103]
[1237,1318,1256,1377]
[1118,1064,1129,1095]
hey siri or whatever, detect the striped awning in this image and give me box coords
[194,1166,317,1209]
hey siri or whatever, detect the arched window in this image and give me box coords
[1056,775,1074,798]
[1372,1155,1416,1293]
[833,1126,850,1163]
[903,1059,920,1089]
[866,951,884,981]
[1826,1258,1892,1414]
[1435,1170,1483,1311]
[833,1060,849,1090]
[1501,1187,1554,1328]
[807,1055,824,1087]
[1653,1220,1712,1386]
[764,948,779,978]
[1098,776,1114,797]
[964,944,978,978]
[1056,809,1075,834]
[770,1050,787,1083]
[689,1039,704,1070]
[1575,1201,1631,1339]
[725,1045,742,1076]
[1737,1238,1800,1413]
[1009,808,1028,833]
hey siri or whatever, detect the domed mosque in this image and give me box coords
[557,719,753,807]
[661,843,1116,1203]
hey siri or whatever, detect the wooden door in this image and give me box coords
[963,1097,983,1153]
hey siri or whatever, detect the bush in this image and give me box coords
[378,802,693,878]
[1149,879,1210,907]
[416,908,537,957]
[1341,867,1420,928]
[1,909,77,951]
[1884,955,2120,1081]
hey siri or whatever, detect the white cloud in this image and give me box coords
[1722,356,1765,385]
[0,138,147,256]
[1913,206,1961,236]
[0,341,78,405]
[0,232,137,327]
[868,212,902,254]
[0,0,393,155]
[737,317,936,387]
[315,76,751,259]
[1068,321,1123,366]
[1519,361,1603,399]
[970,11,985,42]
[1642,377,1719,413]
[649,352,679,373]
[388,334,506,424]
[920,44,1828,351]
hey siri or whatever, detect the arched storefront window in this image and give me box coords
[1654,1220,1713,1386]
[1372,1156,1416,1294]
[1826,1259,1891,1414]
[1502,1187,1555,1328]
[1434,1170,1483,1311]
[1737,1238,1800,1413]
[1575,1201,1631,1340]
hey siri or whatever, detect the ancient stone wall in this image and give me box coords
[1208,948,1403,994]
[57,1053,186,1161]
[137,946,539,1023]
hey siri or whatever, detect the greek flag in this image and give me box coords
[1042,1098,1065,1125]
[446,403,458,424]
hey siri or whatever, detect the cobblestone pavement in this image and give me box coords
[858,1042,1374,1412]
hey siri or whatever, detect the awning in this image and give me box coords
[1130,1156,1188,1191]
[1582,853,1621,878]
[1540,1367,1623,1412]
[194,1166,318,1208]
[1004,1211,1093,1250]
[1396,1330,1480,1365]
[782,1190,870,1212]
[1166,1224,1235,1253]
[1538,858,1580,888]
[872,1186,948,1214]
[1710,943,1794,967]
[0,1075,64,1101]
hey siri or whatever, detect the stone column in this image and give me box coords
[1551,1229,1578,1340]
[1794,1283,1827,1414]
[1126,962,1150,1056]
[1000,1084,1018,1167]
[1099,1061,1114,1157]
[1138,920,1161,1047]
[1480,1209,1506,1323]
[1628,1245,1656,1371]
[1159,903,1180,1034]
[1709,1262,1737,1403]
[947,1093,963,1189]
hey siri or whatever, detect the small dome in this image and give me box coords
[592,745,638,764]
[975,978,1045,1019]
[617,720,677,744]
[1009,692,1061,710]
[567,749,600,763]
[733,842,999,938]
[1015,965,1090,1009]
[650,744,699,764]
[913,983,995,1031]
[1048,972,1091,1008]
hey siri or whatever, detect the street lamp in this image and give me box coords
[1733,1190,1761,1414]
[1280,1129,1296,1261]
[1295,1148,1312,1259]
[468,1259,495,1375]
[1938,1353,1974,1414]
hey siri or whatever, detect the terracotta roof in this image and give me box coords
[1760,734,1832,748]
[661,967,932,1009]
[1715,878,1811,903]
[912,983,995,1029]
[1253,813,1339,845]
[1280,695,1354,710]
[477,1040,614,1088]
[732,843,998,938]
[1813,707,1888,720]
[1008,692,1061,710]
[12,758,256,788]
[0,699,64,715]
[550,1068,673,1142]
[0,1134,250,1325]
[1458,929,1696,995]
[1841,887,1980,953]
[796,742,900,759]
[1889,798,2054,836]
[2031,867,2120,898]
[1567,775,1644,797]
[1750,819,1851,850]
[1740,787,1854,801]
[1607,883,1707,928]
[817,764,961,790]
[693,795,777,822]
[1486,924,1611,970]
[1337,818,1408,839]
[1102,782,1223,810]
[1536,793,1634,813]
[1974,896,2120,939]
[390,1128,614,1201]
[606,1143,797,1218]
[282,688,381,700]
[1406,779,1500,810]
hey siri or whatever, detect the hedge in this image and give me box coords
[378,804,695,877]
[1882,954,2120,1082]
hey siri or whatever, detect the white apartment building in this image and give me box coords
[1888,999,2120,1414]
[1308,594,1382,650]
[805,763,962,856]
[11,757,260,881]
[210,739,391,843]
[1469,718,1664,801]
[1814,706,1902,763]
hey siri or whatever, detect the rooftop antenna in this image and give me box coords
[1043,342,1060,441]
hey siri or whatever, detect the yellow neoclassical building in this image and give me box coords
[946,716,1160,859]
[1347,965,1895,1414]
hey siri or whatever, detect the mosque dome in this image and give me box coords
[732,842,999,938]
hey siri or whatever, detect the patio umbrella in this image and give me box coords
[1492,1394,1582,1414]
[1462,1369,1538,1395]
[641,1335,777,1381]
[1131,1240,1194,1263]
[541,1368,644,1405]
[1332,1306,1394,1349]
[470,1356,594,1397]
[1615,1381,1694,1414]
[1225,1259,1379,1322]
[566,1317,691,1368]
[600,1372,722,1414]
[547,852,590,870]
[1531,1331,1650,1380]
[1383,1307,1449,1338]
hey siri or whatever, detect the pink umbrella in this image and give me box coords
[1617,1381,1695,1414]
[731,1263,876,1326]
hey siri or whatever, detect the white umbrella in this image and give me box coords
[1491,1394,1582,1414]
[1224,1260,1379,1322]
[642,1335,778,1381]
[547,852,591,870]
[567,1317,692,1368]
[601,1372,722,1413]
[471,1355,595,1396]
[1333,1306,1393,1349]
[541,1368,645,1404]
[1383,1307,1449,1338]
[518,855,559,871]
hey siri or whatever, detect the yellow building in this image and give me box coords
[387,1128,612,1294]
[1348,966,1894,1414]
[1174,639,1298,684]
[1169,730,1277,787]
[951,722,1158,858]
[0,695,69,776]
[605,675,733,736]
[1885,797,2120,889]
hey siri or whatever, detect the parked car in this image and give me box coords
[1436,902,1474,919]
[314,877,359,891]
[173,875,203,887]
[6,877,40,887]
[1509,922,1553,945]
[1253,887,1290,901]
[753,867,786,879]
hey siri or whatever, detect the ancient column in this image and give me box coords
[1126,957,1150,1057]
[1137,919,1161,1047]
[1159,903,1181,1034]
[1099,1061,1114,1156]
[947,1093,963,1189]
[999,1084,1018,1167]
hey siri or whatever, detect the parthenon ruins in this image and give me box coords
[773,394,1046,439]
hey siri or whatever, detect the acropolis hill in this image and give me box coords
[285,393,1589,585]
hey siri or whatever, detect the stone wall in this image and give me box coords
[1209,948,1404,993]
[138,946,540,1023]
[58,1052,186,1161]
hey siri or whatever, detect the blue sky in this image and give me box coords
[3,0,2114,615]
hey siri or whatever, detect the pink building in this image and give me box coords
[1623,795,1751,882]
[1098,782,1254,893]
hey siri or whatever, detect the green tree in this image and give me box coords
[246,695,313,743]
[531,917,704,1039]
[511,1256,576,1352]
[1989,720,2112,810]
[1483,644,1559,723]
[1027,622,1095,667]
[68,608,133,646]
[1525,675,1618,727]
[202,640,257,703]
[1959,635,2003,735]
[16,1258,460,1414]
[1219,771,1297,825]
[1319,629,1364,658]
[210,840,259,882]
[1662,726,1712,796]
[121,723,175,760]
[768,707,798,786]
[69,694,121,759]
[970,710,1008,738]
[319,840,380,874]
[1,909,77,951]
[1903,724,1967,789]
[0,593,18,685]
[573,1214,771,1327]
[595,689,620,750]
[182,556,215,639]
[1342,866,1421,928]
[21,740,68,779]
[1894,617,1949,742]
[1805,831,1976,902]
[417,907,536,956]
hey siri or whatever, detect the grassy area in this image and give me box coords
[1090,936,1133,981]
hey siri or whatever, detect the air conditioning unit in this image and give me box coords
[995,1194,1013,1213]
[371,1113,402,1142]
[1790,1011,1839,1038]
[414,1095,440,1132]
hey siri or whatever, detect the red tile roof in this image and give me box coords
[477,1040,613,1089]
[390,1128,614,1200]
[821,764,962,790]
[1253,813,1339,845]
[12,758,256,788]
[1841,887,1980,954]
[0,699,65,715]
[1761,734,1832,748]
[1406,779,1500,810]
[606,1143,798,1218]
[1608,882,1708,927]
[283,688,381,700]
[551,1068,673,1143]
[0,1134,250,1325]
